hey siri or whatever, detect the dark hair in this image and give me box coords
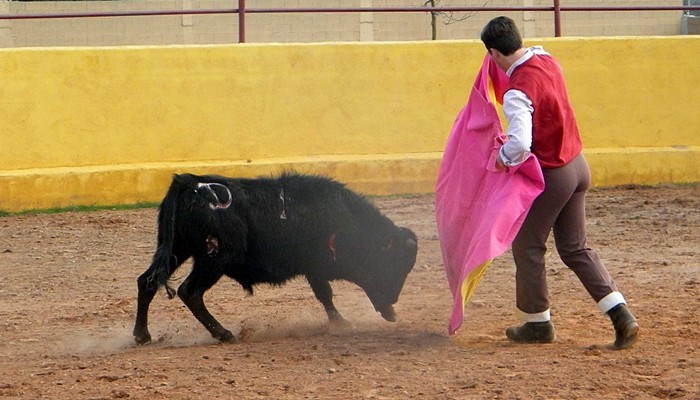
[480,16,523,56]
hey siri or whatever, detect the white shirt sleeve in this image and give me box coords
[499,89,533,167]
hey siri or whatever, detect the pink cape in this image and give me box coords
[435,55,545,335]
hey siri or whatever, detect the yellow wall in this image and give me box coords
[1,37,698,212]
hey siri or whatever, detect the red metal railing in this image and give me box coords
[2,1,699,43]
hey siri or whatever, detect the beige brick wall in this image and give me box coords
[0,0,10,47]
[0,0,686,48]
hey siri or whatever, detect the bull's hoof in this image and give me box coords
[381,313,397,322]
[379,305,397,322]
[133,332,152,345]
[214,329,236,342]
[329,318,353,330]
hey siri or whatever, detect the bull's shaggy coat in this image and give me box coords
[133,172,417,344]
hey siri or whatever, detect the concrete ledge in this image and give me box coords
[585,146,700,187]
[0,153,442,212]
[1,146,697,213]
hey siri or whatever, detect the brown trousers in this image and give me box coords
[512,153,618,315]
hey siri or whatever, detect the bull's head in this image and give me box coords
[337,226,417,322]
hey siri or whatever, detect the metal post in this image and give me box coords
[553,0,561,37]
[238,0,246,43]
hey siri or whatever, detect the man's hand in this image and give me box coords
[495,156,507,172]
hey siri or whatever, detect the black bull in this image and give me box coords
[133,172,418,344]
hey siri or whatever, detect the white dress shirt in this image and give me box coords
[499,46,551,167]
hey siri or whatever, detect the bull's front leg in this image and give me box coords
[177,267,235,342]
[307,276,351,328]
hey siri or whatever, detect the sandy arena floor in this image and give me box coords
[0,183,698,399]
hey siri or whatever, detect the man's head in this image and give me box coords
[480,16,523,56]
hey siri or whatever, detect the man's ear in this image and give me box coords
[489,48,503,59]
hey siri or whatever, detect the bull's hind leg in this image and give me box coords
[307,276,351,327]
[133,247,189,345]
[177,259,234,342]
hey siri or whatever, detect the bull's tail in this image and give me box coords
[147,174,199,298]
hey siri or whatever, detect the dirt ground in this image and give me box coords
[0,183,698,400]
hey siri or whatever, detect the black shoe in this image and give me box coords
[506,321,555,343]
[608,304,639,350]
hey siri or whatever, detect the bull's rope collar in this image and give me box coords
[279,188,288,220]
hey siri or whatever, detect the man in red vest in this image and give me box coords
[480,16,639,349]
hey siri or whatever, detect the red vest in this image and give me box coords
[508,54,582,168]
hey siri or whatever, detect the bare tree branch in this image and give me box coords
[424,0,493,39]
